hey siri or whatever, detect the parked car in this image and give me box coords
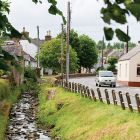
[95,71,116,87]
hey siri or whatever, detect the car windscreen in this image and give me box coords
[99,71,114,77]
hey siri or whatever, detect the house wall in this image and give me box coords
[129,53,140,82]
[118,52,140,87]
[117,60,130,82]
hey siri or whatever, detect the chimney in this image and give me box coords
[45,30,52,41]
[22,27,29,39]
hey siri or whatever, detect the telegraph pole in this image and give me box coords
[37,26,40,68]
[126,25,129,53]
[61,24,64,81]
[101,36,104,69]
[66,1,71,83]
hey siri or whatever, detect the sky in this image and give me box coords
[8,0,140,44]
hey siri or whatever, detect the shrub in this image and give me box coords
[0,79,10,101]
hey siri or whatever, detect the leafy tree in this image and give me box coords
[107,57,118,72]
[39,38,78,73]
[79,35,98,72]
[96,40,106,50]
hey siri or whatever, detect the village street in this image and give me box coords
[69,76,140,108]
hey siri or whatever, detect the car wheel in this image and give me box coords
[113,85,116,88]
[99,83,101,87]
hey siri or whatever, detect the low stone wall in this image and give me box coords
[55,73,96,80]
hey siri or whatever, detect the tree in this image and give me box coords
[107,57,118,72]
[79,35,98,72]
[39,38,78,73]
[96,40,106,50]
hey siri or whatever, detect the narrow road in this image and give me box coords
[69,76,140,109]
[6,92,51,140]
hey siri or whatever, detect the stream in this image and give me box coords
[6,92,51,140]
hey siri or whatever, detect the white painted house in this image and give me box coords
[118,44,140,87]
[20,40,38,68]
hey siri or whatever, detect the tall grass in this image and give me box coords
[0,79,20,140]
[0,79,10,101]
[38,84,140,140]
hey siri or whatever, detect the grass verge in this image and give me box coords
[38,83,140,140]
[0,79,20,140]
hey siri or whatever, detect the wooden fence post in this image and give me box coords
[78,84,80,93]
[80,84,83,96]
[69,82,71,92]
[83,85,86,98]
[91,89,96,101]
[135,94,140,113]
[105,89,110,105]
[118,91,125,110]
[126,93,133,112]
[97,88,103,102]
[87,88,91,99]
[75,83,78,93]
[112,90,117,105]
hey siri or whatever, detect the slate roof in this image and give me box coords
[2,41,23,57]
[119,45,140,61]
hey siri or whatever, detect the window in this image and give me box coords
[137,64,140,76]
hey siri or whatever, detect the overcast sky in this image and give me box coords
[8,0,140,43]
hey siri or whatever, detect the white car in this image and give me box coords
[95,71,116,87]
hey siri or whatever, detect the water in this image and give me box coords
[6,92,51,140]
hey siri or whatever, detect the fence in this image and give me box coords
[56,80,140,113]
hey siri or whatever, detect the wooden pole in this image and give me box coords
[61,24,64,81]
[66,1,71,83]
[126,25,129,53]
[37,26,40,68]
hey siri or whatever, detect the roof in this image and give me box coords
[2,42,23,57]
[119,45,140,61]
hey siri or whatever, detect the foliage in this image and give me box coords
[96,40,106,50]
[24,66,37,82]
[38,84,140,140]
[101,0,140,42]
[79,35,98,70]
[0,79,10,101]
[24,66,40,94]
[107,57,118,72]
[39,38,79,73]
[0,79,20,140]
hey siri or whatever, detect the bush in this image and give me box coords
[24,66,40,94]
[24,66,37,82]
[0,79,10,101]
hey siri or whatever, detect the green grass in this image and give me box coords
[0,79,20,140]
[38,83,140,140]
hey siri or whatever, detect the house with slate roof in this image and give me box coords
[118,42,140,87]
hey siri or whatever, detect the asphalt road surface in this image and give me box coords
[69,76,140,109]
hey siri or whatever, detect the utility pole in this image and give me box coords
[61,24,64,81]
[37,26,40,68]
[126,25,129,53]
[101,36,104,69]
[66,1,71,83]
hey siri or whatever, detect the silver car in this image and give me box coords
[95,71,116,87]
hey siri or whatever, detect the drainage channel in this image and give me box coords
[6,92,51,140]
